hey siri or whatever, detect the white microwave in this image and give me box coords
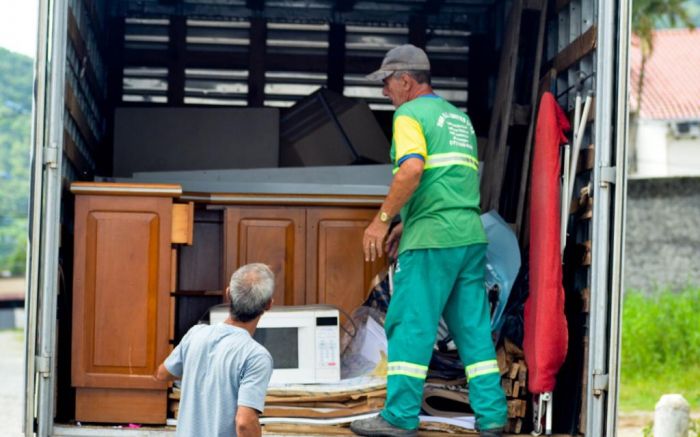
[209,304,341,385]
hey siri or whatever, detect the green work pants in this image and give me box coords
[380,244,507,431]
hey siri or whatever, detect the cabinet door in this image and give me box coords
[224,207,305,306]
[306,208,387,317]
[72,195,171,390]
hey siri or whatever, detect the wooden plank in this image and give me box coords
[62,130,94,179]
[64,81,99,155]
[582,240,592,266]
[581,287,591,313]
[171,202,194,245]
[507,399,527,418]
[70,182,182,197]
[502,378,513,397]
[481,0,523,212]
[67,8,106,111]
[551,25,597,74]
[508,361,521,380]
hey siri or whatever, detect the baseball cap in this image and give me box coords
[366,44,431,81]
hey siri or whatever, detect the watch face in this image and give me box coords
[380,212,389,222]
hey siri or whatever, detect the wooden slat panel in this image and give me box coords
[67,8,105,110]
[551,25,597,74]
[64,81,99,154]
[63,130,93,179]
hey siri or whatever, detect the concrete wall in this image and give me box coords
[624,177,700,292]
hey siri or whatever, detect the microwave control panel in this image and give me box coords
[315,316,340,370]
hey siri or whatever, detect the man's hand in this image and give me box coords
[363,217,391,262]
[236,406,262,437]
[385,222,403,261]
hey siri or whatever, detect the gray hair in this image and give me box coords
[393,70,431,85]
[228,263,275,322]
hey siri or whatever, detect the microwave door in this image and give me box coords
[253,315,316,385]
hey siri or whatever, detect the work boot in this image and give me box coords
[350,415,417,437]
[480,427,504,437]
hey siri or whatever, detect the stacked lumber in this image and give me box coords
[169,387,180,419]
[496,339,529,433]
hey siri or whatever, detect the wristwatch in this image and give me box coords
[378,211,392,224]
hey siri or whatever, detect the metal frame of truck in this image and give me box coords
[23,0,630,435]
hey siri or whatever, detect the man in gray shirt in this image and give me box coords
[156,263,275,437]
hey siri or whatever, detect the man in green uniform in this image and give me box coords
[350,44,507,437]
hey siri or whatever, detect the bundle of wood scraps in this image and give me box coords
[496,339,530,433]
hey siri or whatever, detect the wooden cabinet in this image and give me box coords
[224,207,306,306]
[223,205,386,317]
[306,208,386,315]
[71,183,183,424]
[70,185,385,424]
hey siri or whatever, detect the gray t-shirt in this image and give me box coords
[165,323,273,437]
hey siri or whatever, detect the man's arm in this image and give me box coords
[237,353,273,437]
[235,406,262,437]
[363,157,424,262]
[154,363,180,382]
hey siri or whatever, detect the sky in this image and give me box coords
[0,0,39,58]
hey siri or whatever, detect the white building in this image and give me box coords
[629,29,700,178]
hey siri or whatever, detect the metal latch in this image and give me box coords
[43,145,59,169]
[35,355,51,376]
[599,166,616,187]
[592,372,609,395]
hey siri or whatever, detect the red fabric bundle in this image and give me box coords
[524,91,570,394]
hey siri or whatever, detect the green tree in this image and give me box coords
[0,47,33,276]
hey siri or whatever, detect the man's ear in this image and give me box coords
[265,299,273,311]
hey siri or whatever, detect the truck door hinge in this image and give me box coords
[43,145,59,169]
[35,355,51,377]
[592,372,609,396]
[599,166,616,187]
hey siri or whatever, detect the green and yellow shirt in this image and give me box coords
[390,94,486,254]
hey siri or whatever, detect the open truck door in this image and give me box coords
[587,0,630,435]
[24,0,69,435]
